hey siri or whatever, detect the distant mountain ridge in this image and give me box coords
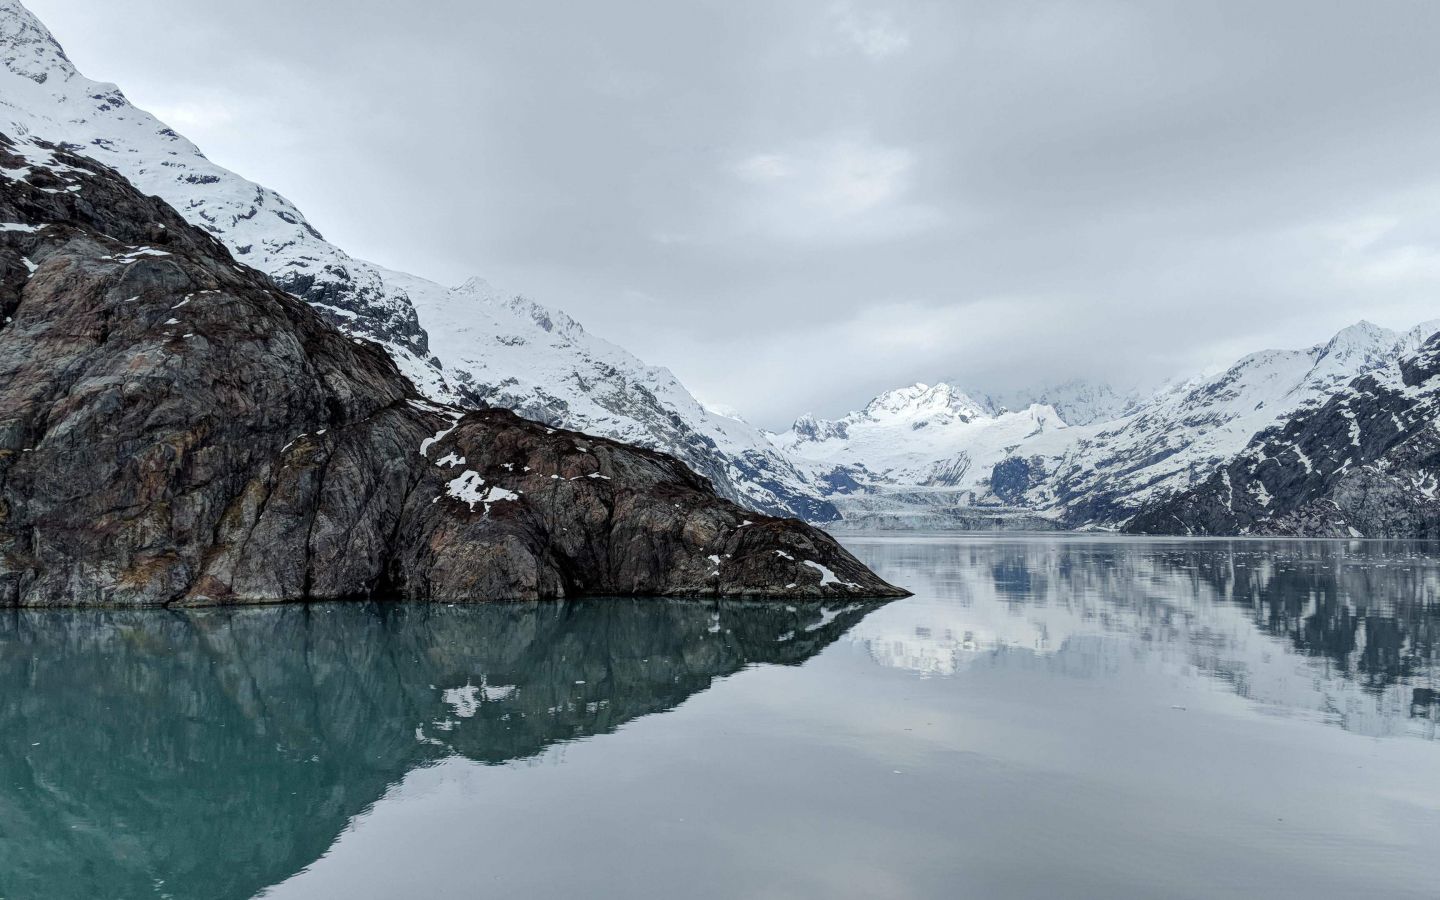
[0,0,835,521]
[774,320,1440,530]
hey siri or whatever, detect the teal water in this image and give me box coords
[2,536,1439,899]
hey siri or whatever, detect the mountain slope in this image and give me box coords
[1026,320,1440,525]
[0,130,902,604]
[1125,332,1440,537]
[385,271,838,520]
[0,0,832,521]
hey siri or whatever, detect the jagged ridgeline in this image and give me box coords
[775,322,1440,533]
[1126,333,1440,538]
[0,134,906,605]
[0,599,878,899]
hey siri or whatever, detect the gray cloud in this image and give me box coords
[25,0,1440,426]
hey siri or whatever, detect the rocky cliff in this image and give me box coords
[0,133,904,606]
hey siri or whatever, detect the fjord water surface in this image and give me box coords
[3,536,1438,899]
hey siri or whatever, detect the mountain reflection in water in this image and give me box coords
[0,599,875,900]
[5,537,1440,900]
[843,536,1440,739]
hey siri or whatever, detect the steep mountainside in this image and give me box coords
[1126,333,1440,537]
[1021,320,1440,525]
[0,0,832,521]
[777,322,1440,529]
[384,270,837,521]
[0,132,903,605]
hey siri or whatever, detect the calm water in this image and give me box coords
[3,536,1440,900]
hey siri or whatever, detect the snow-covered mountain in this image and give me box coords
[0,0,834,521]
[770,382,1072,529]
[1030,319,1440,525]
[1127,329,1440,537]
[777,320,1440,529]
[381,271,836,520]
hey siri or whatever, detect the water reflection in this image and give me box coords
[844,536,1440,740]
[0,599,875,900]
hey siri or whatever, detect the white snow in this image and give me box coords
[1292,446,1314,474]
[445,470,519,513]
[418,413,462,457]
[446,471,486,507]
[442,684,481,718]
[1252,480,1273,507]
[805,604,859,632]
[803,559,856,588]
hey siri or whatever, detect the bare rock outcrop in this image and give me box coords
[0,134,905,606]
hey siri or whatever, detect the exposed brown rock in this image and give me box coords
[0,134,906,606]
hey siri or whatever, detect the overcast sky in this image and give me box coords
[25,0,1440,426]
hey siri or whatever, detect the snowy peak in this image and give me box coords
[452,276,502,299]
[0,1,71,86]
[1309,319,1401,380]
[778,382,987,451]
[859,382,987,424]
[1320,318,1390,354]
[447,277,584,339]
[1401,319,1440,352]
[1290,318,1440,400]
[790,413,849,443]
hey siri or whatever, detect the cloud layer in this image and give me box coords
[26,0,1440,426]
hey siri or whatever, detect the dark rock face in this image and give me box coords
[989,456,1040,506]
[1126,333,1440,538]
[0,134,906,606]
